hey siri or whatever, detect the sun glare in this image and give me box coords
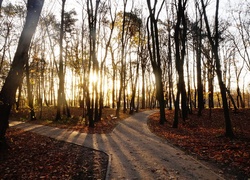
[89,71,98,83]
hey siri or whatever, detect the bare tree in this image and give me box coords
[0,0,44,149]
[99,0,117,118]
[86,0,100,126]
[116,0,127,118]
[193,0,204,116]
[146,0,166,124]
[201,0,234,138]
[173,0,188,128]
[55,0,71,121]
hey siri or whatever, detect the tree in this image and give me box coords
[86,0,100,127]
[146,0,166,124]
[173,0,188,128]
[25,53,36,121]
[0,0,44,148]
[233,58,245,108]
[55,0,71,121]
[98,0,117,117]
[140,35,148,109]
[230,2,250,72]
[193,1,204,116]
[116,0,127,118]
[0,3,26,85]
[121,10,142,114]
[200,0,234,138]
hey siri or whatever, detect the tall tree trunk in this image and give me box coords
[140,39,147,109]
[208,58,214,109]
[116,0,127,118]
[197,16,204,116]
[173,88,181,128]
[201,0,234,138]
[146,0,166,124]
[55,0,67,121]
[167,21,173,110]
[141,65,146,109]
[87,0,100,126]
[174,0,188,126]
[186,49,192,114]
[112,65,116,109]
[25,55,36,120]
[129,60,139,114]
[110,47,116,109]
[99,6,116,118]
[0,0,44,149]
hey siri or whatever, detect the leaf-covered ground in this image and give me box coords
[0,128,108,179]
[4,107,250,179]
[148,108,250,179]
[1,107,130,179]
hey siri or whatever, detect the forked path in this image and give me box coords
[10,111,225,180]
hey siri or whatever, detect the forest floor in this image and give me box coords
[1,107,130,179]
[1,107,250,179]
[148,108,250,179]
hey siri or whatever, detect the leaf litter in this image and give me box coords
[148,108,250,179]
[0,128,108,179]
[4,107,250,179]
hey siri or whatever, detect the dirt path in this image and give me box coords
[10,111,225,180]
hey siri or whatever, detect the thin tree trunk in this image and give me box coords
[225,88,238,112]
[173,88,181,128]
[86,0,100,126]
[167,21,173,110]
[15,84,22,111]
[25,55,36,120]
[174,0,188,124]
[141,66,146,109]
[201,0,234,138]
[129,60,139,114]
[197,16,204,116]
[116,0,127,118]
[146,0,166,124]
[0,24,11,73]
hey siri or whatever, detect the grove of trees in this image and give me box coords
[1,0,250,145]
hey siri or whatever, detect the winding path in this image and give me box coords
[10,110,224,180]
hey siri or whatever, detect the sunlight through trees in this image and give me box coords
[0,0,250,140]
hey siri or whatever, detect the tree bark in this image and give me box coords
[116,0,127,118]
[173,0,188,125]
[86,0,100,126]
[146,0,166,124]
[56,0,64,120]
[0,0,44,148]
[25,55,36,121]
[167,21,173,110]
[201,0,234,138]
[196,16,204,116]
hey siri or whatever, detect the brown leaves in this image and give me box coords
[148,108,250,179]
[1,128,108,179]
